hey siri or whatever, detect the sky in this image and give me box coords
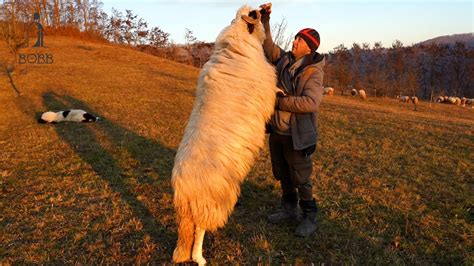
[101,0,473,53]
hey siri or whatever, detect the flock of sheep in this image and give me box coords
[323,87,367,100]
[323,87,473,109]
[351,88,367,100]
[435,96,474,107]
[397,95,419,104]
[399,95,473,108]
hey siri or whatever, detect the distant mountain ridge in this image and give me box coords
[418,33,474,48]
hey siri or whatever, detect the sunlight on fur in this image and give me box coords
[171,5,278,265]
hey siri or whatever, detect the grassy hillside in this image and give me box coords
[1,36,473,264]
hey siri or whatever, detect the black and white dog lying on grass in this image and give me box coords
[38,109,100,123]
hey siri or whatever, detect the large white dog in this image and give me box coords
[171,5,278,265]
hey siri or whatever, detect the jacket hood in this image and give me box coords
[292,52,325,77]
[303,52,325,69]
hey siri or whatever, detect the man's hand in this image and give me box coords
[259,3,272,23]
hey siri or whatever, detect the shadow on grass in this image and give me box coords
[42,92,177,260]
[232,180,393,264]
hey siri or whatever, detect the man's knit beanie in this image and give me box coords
[296,28,320,52]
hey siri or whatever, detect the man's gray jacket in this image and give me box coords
[263,22,325,151]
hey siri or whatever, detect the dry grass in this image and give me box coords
[1,37,473,264]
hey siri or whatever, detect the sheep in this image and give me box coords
[398,95,411,103]
[324,87,334,96]
[351,88,357,96]
[436,96,446,103]
[454,97,462,106]
[358,89,367,100]
[171,5,277,265]
[447,97,457,104]
[411,96,419,111]
[461,97,467,107]
[466,98,472,105]
[466,98,474,108]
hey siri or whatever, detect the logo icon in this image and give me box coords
[18,12,53,64]
[33,12,44,48]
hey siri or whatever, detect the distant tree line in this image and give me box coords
[324,41,474,99]
[4,1,470,98]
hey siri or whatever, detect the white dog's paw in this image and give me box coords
[275,87,287,96]
[192,255,207,265]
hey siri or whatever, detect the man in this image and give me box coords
[260,3,325,237]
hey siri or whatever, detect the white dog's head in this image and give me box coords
[230,5,266,44]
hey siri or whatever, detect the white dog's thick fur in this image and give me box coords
[171,5,277,265]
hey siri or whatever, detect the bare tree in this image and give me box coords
[184,27,197,47]
[0,0,31,95]
[65,0,76,26]
[135,16,148,45]
[52,0,60,29]
[332,44,352,94]
[351,42,362,90]
[76,0,90,31]
[404,46,419,96]
[366,42,388,97]
[271,17,292,51]
[105,8,124,43]
[148,26,169,48]
[123,9,137,46]
[449,42,469,96]
[88,0,108,36]
[387,40,405,96]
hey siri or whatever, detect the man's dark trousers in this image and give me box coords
[269,133,317,213]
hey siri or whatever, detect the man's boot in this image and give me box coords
[267,194,298,224]
[295,199,318,237]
